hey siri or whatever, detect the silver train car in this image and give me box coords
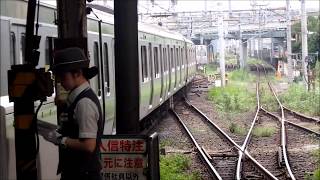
[0,1,196,179]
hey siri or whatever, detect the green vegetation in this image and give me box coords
[292,16,319,56]
[252,126,276,137]
[279,83,320,116]
[259,84,279,111]
[160,154,201,180]
[229,69,256,82]
[204,63,218,75]
[159,139,174,149]
[208,82,256,113]
[229,122,247,135]
[305,149,320,180]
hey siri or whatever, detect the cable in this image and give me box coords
[34,100,43,156]
[35,0,40,35]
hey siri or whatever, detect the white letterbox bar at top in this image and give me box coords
[100,138,147,153]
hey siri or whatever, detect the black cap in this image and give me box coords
[52,47,89,73]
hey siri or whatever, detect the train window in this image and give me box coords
[153,47,159,78]
[93,42,101,94]
[170,48,174,71]
[141,46,148,82]
[20,33,25,63]
[148,44,153,79]
[104,43,110,92]
[10,32,16,65]
[159,45,163,74]
[45,37,54,66]
[163,48,167,72]
[175,48,179,69]
[181,48,184,68]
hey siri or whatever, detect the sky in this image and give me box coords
[43,0,320,12]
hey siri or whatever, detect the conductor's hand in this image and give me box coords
[43,130,63,145]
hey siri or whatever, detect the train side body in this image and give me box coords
[0,1,196,179]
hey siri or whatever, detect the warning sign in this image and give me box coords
[100,135,148,180]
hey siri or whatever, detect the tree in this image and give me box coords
[291,16,320,54]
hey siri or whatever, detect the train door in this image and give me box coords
[148,43,154,109]
[167,45,171,94]
[102,38,115,134]
[10,24,26,65]
[174,46,178,89]
[159,45,164,102]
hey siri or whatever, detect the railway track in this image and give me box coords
[173,101,238,179]
[258,64,320,179]
[171,95,277,179]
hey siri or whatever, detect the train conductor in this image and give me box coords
[43,47,104,180]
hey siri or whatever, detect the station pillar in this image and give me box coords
[114,0,140,134]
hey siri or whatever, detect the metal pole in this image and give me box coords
[286,0,293,83]
[218,14,226,87]
[114,0,140,134]
[301,0,308,86]
[239,24,244,68]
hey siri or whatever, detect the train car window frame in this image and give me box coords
[153,46,159,78]
[10,32,16,65]
[20,33,26,64]
[181,48,184,69]
[104,42,110,94]
[170,47,174,72]
[175,47,179,70]
[93,41,101,96]
[141,45,148,82]
[163,48,168,74]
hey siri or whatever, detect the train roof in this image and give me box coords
[88,9,192,43]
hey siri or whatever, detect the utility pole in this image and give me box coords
[114,0,140,134]
[258,7,262,60]
[301,0,308,86]
[239,24,244,68]
[218,14,226,87]
[286,0,293,83]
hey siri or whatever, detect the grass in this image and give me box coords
[229,122,247,135]
[279,83,320,116]
[305,149,320,180]
[160,154,201,180]
[203,63,218,75]
[159,139,174,149]
[208,82,256,113]
[252,126,276,137]
[228,69,256,82]
[259,83,279,112]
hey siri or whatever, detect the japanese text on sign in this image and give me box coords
[101,154,147,170]
[100,139,146,153]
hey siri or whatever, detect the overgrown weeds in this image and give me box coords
[305,149,320,180]
[252,126,276,137]
[229,122,247,135]
[280,83,320,116]
[208,83,256,113]
[160,154,201,180]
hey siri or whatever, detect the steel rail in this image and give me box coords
[236,82,266,179]
[184,99,278,180]
[266,75,296,180]
[169,109,222,180]
[283,106,320,124]
[260,107,320,137]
